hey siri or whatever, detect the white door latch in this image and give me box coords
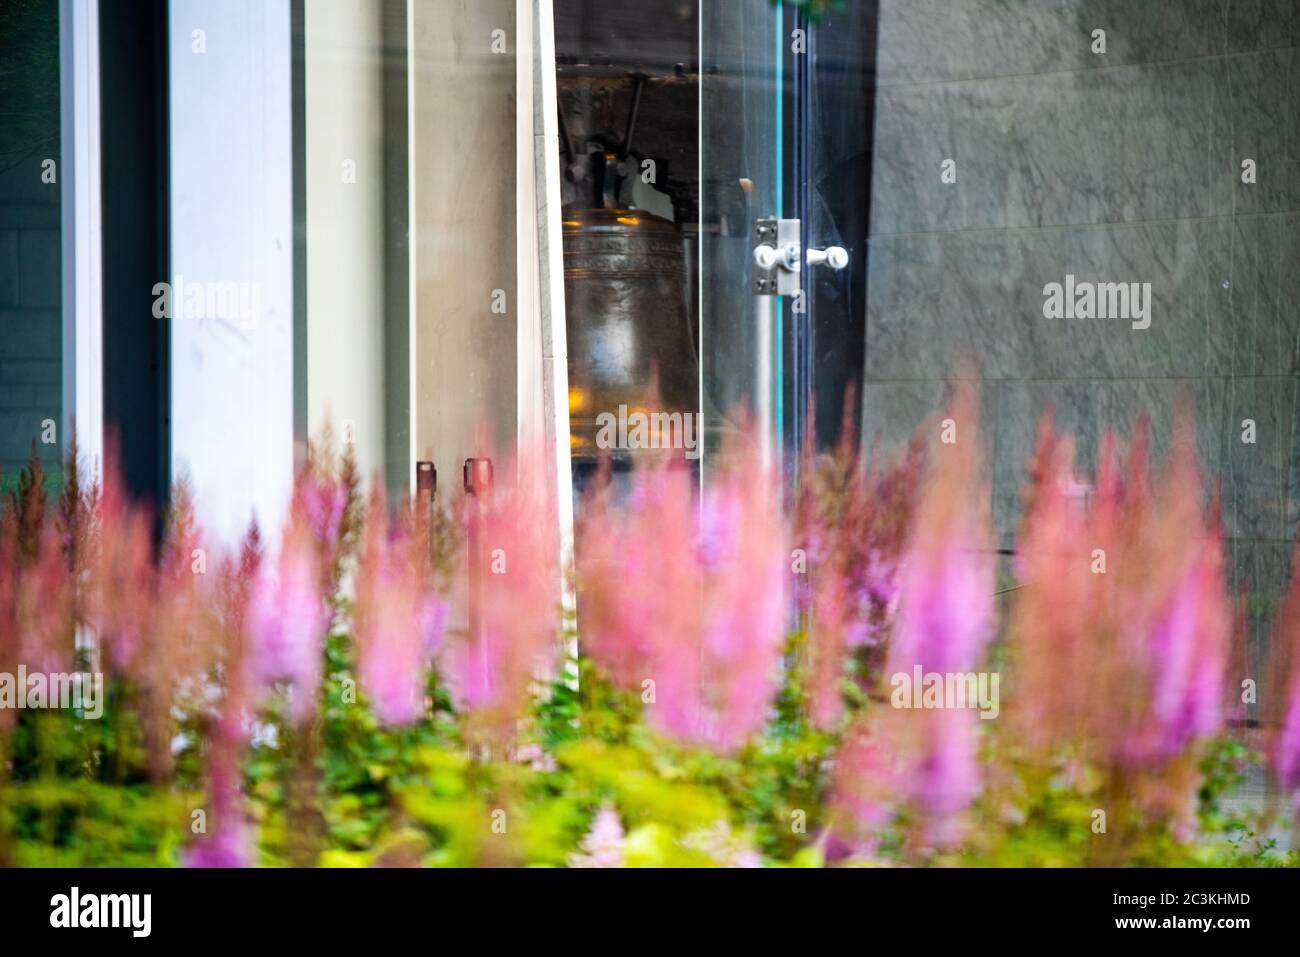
[752,218,848,296]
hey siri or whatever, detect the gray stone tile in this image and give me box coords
[875,0,1300,89]
[988,375,1295,544]
[0,232,17,307]
[17,228,60,308]
[1225,48,1300,217]
[863,215,1300,381]
[0,308,61,360]
[869,57,1300,235]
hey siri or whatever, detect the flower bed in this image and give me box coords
[1,390,1298,867]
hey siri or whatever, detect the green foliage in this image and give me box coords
[4,642,1294,867]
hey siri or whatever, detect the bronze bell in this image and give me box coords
[562,201,700,465]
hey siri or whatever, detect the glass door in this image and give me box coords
[700,0,868,481]
[792,2,876,461]
[699,0,786,475]
[560,0,865,487]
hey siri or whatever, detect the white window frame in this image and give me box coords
[60,0,104,480]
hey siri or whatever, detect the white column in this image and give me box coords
[167,0,295,547]
[304,0,387,480]
[60,0,103,480]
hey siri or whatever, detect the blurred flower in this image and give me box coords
[137,483,213,778]
[301,476,346,552]
[291,427,361,594]
[84,451,154,673]
[183,820,251,869]
[578,429,785,751]
[795,411,924,731]
[440,445,559,743]
[1009,406,1230,837]
[1271,542,1300,807]
[14,528,73,676]
[878,380,994,846]
[830,720,899,847]
[355,487,445,726]
[248,522,329,724]
[567,805,625,868]
[679,820,762,868]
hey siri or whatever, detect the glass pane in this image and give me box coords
[805,1,874,451]
[0,0,61,495]
[553,1,702,487]
[700,0,783,468]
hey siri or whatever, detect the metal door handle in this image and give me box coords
[806,245,849,270]
[753,242,799,271]
[753,242,848,272]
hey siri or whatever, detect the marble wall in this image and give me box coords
[862,0,1300,693]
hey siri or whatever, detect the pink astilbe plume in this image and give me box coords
[84,449,154,673]
[440,445,560,743]
[1269,541,1300,811]
[567,805,626,868]
[795,398,924,730]
[355,485,446,726]
[828,720,901,855]
[578,427,786,752]
[1008,406,1229,839]
[14,528,74,677]
[692,448,788,749]
[0,517,16,745]
[294,425,360,590]
[248,517,330,725]
[873,379,995,847]
[137,483,214,778]
[186,524,262,868]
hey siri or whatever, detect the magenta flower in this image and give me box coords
[439,444,559,742]
[1277,690,1300,804]
[1272,543,1300,806]
[877,382,994,845]
[301,476,346,553]
[1139,544,1227,763]
[354,489,446,727]
[360,591,444,726]
[567,806,626,868]
[577,436,786,752]
[248,527,329,724]
[183,822,251,868]
[887,512,993,679]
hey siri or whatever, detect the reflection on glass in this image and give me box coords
[700,0,782,471]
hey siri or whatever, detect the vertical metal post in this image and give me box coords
[755,295,774,470]
[792,6,812,484]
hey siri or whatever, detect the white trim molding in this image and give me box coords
[518,0,576,670]
[60,0,104,480]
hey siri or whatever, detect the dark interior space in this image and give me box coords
[99,0,169,513]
